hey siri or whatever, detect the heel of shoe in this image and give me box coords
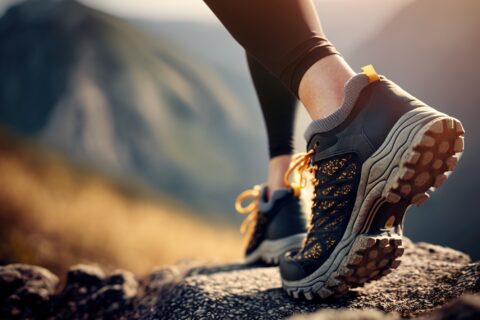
[361,111,465,237]
[343,115,466,292]
[383,116,464,207]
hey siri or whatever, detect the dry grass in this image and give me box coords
[0,131,243,276]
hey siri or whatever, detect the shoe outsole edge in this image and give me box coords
[245,233,306,265]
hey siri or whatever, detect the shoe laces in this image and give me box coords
[283,149,326,251]
[234,150,320,248]
[234,185,262,248]
[286,150,358,258]
[284,149,318,198]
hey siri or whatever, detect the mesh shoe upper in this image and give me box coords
[235,186,307,257]
[291,153,361,274]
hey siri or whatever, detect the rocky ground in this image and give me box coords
[1,238,479,319]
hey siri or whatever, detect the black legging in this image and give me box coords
[204,0,338,96]
[205,0,339,159]
[247,54,297,158]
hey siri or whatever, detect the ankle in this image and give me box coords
[298,55,355,120]
[266,154,292,198]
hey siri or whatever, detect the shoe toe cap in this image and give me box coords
[279,252,308,281]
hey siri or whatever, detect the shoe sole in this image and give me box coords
[282,106,465,300]
[245,233,306,265]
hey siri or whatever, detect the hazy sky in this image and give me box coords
[82,0,414,22]
[1,0,413,22]
[0,0,414,54]
[0,0,415,65]
[82,0,215,21]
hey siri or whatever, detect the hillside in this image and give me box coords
[0,129,242,276]
[350,0,480,258]
[0,0,267,218]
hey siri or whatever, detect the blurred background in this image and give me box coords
[0,0,478,276]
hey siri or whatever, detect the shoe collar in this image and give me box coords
[258,186,294,212]
[303,65,383,144]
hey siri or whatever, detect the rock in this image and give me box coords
[289,295,480,320]
[289,309,400,320]
[0,239,478,319]
[0,263,138,319]
[53,265,139,319]
[0,264,59,319]
[148,239,479,320]
[66,264,106,289]
[423,294,480,320]
[106,269,139,299]
[288,295,480,320]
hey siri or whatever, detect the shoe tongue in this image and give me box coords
[303,73,370,142]
[258,187,292,213]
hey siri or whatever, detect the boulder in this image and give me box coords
[0,264,58,319]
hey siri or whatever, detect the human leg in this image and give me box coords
[204,0,353,120]
[247,54,297,194]
[234,54,307,264]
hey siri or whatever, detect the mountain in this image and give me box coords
[0,0,268,217]
[132,19,263,133]
[351,0,480,258]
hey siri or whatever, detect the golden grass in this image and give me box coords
[0,131,243,276]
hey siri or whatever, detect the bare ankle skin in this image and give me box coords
[298,55,355,120]
[266,56,354,199]
[266,154,292,199]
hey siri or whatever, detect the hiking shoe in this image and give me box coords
[280,65,465,300]
[235,185,308,264]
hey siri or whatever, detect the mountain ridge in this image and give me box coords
[0,0,267,217]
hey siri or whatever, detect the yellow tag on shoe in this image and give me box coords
[361,64,380,83]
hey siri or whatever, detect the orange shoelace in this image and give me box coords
[234,150,318,248]
[283,149,316,197]
[234,185,262,247]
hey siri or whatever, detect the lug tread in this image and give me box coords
[326,235,404,297]
[383,117,464,209]
[282,235,406,300]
